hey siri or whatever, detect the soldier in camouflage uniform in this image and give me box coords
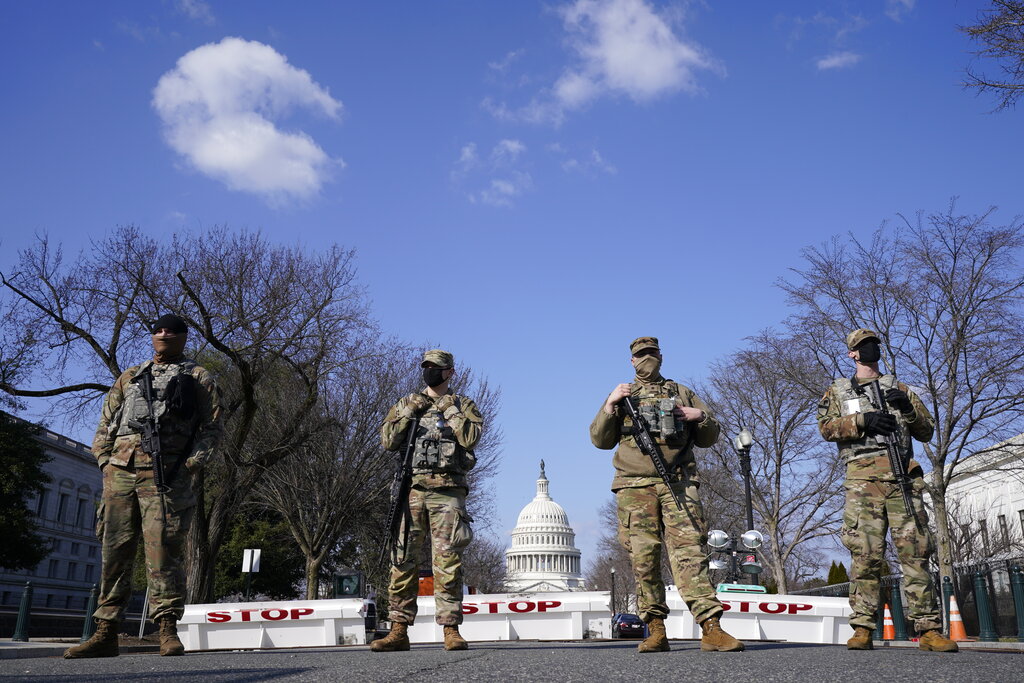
[818,328,957,652]
[65,314,223,659]
[590,337,743,653]
[372,349,483,652]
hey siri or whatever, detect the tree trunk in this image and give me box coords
[185,470,211,603]
[929,470,955,586]
[305,555,325,600]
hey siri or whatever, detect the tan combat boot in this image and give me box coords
[700,616,744,652]
[443,625,469,651]
[637,617,670,653]
[157,616,185,656]
[370,622,410,652]
[919,629,959,652]
[63,618,119,659]
[846,626,874,650]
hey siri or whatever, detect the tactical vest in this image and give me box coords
[832,374,912,462]
[411,398,472,476]
[623,380,690,448]
[115,360,198,444]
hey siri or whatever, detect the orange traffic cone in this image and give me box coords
[948,594,968,641]
[882,604,895,640]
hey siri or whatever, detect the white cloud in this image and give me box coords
[885,0,915,22]
[453,141,533,207]
[562,149,617,175]
[177,0,215,25]
[559,0,716,104]
[485,0,719,124]
[488,49,524,72]
[816,51,862,70]
[474,172,534,207]
[492,139,526,163]
[153,37,343,203]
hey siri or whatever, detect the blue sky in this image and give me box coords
[2,1,1021,571]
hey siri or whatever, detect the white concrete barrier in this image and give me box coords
[665,589,854,645]
[179,598,368,651]
[177,589,850,651]
[407,591,611,643]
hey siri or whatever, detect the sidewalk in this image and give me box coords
[0,637,159,659]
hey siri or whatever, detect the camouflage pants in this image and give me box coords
[94,464,195,623]
[841,475,940,632]
[616,482,722,624]
[387,486,473,626]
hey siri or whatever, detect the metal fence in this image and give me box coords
[791,557,1024,638]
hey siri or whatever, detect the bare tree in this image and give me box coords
[249,344,406,599]
[778,201,1024,589]
[961,0,1024,111]
[1,226,376,601]
[584,498,636,614]
[698,333,844,593]
[462,534,510,594]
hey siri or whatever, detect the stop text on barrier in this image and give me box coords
[462,600,562,615]
[206,608,316,623]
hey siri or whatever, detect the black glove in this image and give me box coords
[885,388,913,414]
[863,411,897,436]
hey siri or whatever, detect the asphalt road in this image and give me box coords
[1,640,1018,682]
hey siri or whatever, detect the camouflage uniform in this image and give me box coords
[92,358,222,623]
[380,350,482,626]
[590,338,723,625]
[818,333,940,633]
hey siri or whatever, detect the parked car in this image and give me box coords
[611,613,645,639]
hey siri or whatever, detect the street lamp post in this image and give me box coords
[732,428,758,586]
[610,567,617,615]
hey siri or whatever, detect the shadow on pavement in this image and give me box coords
[8,668,311,683]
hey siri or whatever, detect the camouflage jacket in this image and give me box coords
[381,390,483,491]
[92,358,223,472]
[817,373,933,481]
[590,378,719,491]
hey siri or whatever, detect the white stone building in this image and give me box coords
[505,461,584,592]
[940,434,1024,560]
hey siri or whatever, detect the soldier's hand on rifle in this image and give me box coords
[604,383,632,414]
[863,411,897,436]
[400,393,431,419]
[884,388,913,414]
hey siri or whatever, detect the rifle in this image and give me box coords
[377,417,419,570]
[129,370,169,524]
[862,379,920,529]
[620,396,684,511]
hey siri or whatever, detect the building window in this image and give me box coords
[51,539,62,554]
[71,542,80,556]
[1019,510,1024,537]
[48,560,59,578]
[45,594,54,608]
[65,595,74,609]
[35,490,48,518]
[998,515,1010,547]
[84,565,95,583]
[88,546,98,559]
[75,499,88,527]
[57,494,69,523]
[67,562,78,581]
[980,519,991,556]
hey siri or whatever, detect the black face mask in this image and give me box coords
[423,367,446,387]
[857,341,881,364]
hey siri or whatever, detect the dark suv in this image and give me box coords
[611,613,645,639]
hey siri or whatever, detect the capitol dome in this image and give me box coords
[505,461,583,592]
